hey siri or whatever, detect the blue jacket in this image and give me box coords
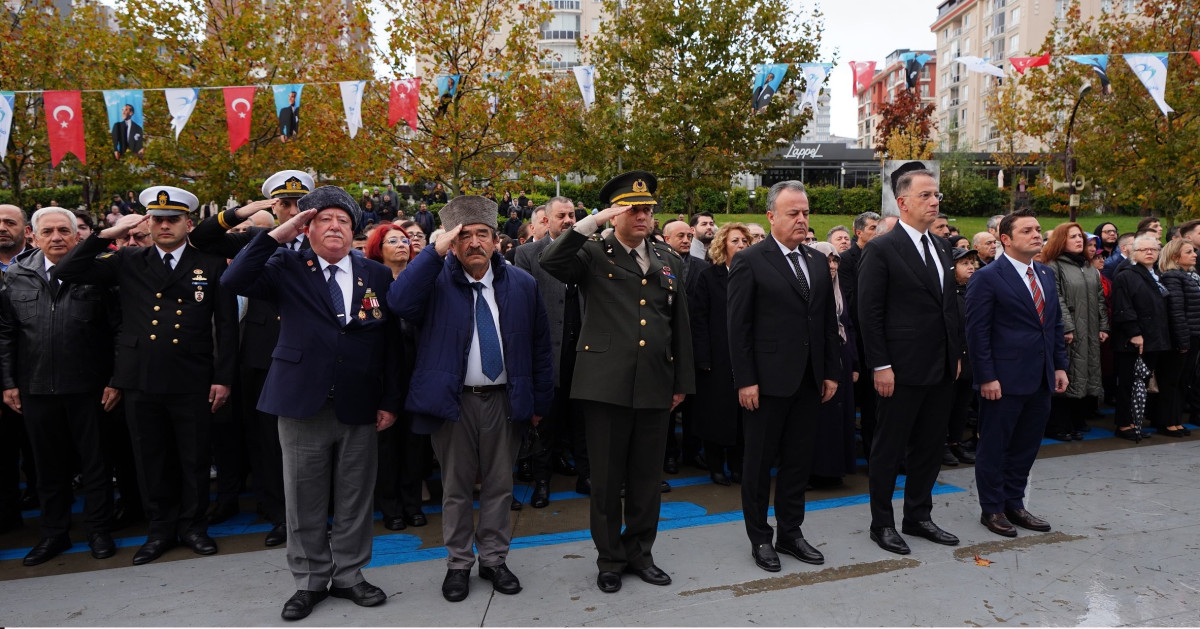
[1101,250,1126,280]
[390,246,554,434]
[221,231,404,424]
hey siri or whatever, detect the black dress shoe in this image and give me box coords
[575,477,591,496]
[660,480,671,493]
[941,446,960,466]
[752,543,781,572]
[281,589,328,621]
[869,527,911,555]
[265,524,287,547]
[663,456,679,474]
[132,538,176,565]
[531,480,551,509]
[980,513,1018,537]
[181,531,218,555]
[510,496,522,511]
[205,500,239,526]
[552,455,578,476]
[23,534,72,566]
[710,472,731,486]
[1069,431,1085,441]
[383,515,407,531]
[404,512,428,527]
[597,571,622,593]
[330,580,386,607]
[1160,427,1185,438]
[1045,431,1074,442]
[949,444,975,464]
[1005,508,1051,532]
[901,520,959,546]
[442,568,471,602]
[776,535,825,564]
[88,532,116,559]
[479,562,522,595]
[517,458,534,482]
[625,563,671,585]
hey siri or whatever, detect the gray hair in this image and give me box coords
[30,206,77,237]
[826,225,850,241]
[876,215,899,236]
[894,169,936,198]
[765,180,807,214]
[853,211,881,233]
[987,214,1006,230]
[546,196,574,210]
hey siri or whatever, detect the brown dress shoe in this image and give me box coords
[980,513,1017,537]
[1004,508,1051,532]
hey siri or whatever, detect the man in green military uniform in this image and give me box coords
[539,171,695,594]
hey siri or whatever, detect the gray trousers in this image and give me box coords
[430,390,520,570]
[279,404,378,591]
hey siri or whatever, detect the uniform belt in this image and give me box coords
[462,384,506,394]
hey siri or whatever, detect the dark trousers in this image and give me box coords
[1115,351,1159,427]
[947,375,974,444]
[125,390,212,540]
[975,382,1051,514]
[581,400,668,573]
[1155,350,1189,429]
[741,378,819,546]
[665,398,702,464]
[855,375,878,458]
[375,418,429,518]
[23,392,113,538]
[243,367,285,524]
[211,375,250,508]
[532,384,590,481]
[867,378,953,529]
[0,405,35,521]
[101,400,142,515]
[1046,396,1086,435]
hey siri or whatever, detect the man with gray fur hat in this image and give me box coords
[391,195,554,603]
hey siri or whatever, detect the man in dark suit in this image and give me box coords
[660,218,707,473]
[514,196,587,506]
[278,91,300,142]
[222,186,401,620]
[966,209,1069,537]
[111,104,144,158]
[752,73,776,111]
[540,170,695,594]
[857,162,962,555]
[54,186,238,566]
[726,180,841,572]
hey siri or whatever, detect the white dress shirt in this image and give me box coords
[773,235,811,286]
[897,219,945,288]
[463,265,507,386]
[317,254,353,325]
[155,245,183,270]
[1002,252,1045,301]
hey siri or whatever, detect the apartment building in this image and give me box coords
[855,48,938,150]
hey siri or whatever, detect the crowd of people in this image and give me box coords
[0,164,1195,619]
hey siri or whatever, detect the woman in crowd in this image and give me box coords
[945,248,978,465]
[398,219,427,255]
[1156,239,1199,436]
[361,197,379,228]
[808,241,857,487]
[1042,223,1109,441]
[366,221,412,278]
[690,223,752,485]
[1111,234,1170,440]
[948,234,969,250]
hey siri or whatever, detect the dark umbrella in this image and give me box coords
[1131,356,1150,442]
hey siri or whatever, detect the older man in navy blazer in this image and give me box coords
[966,208,1069,538]
[223,186,403,621]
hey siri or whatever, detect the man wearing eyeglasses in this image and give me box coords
[857,161,962,556]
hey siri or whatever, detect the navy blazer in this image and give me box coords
[221,231,403,424]
[965,255,1069,396]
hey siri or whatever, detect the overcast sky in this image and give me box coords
[808,0,939,139]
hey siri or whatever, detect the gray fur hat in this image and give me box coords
[439,195,498,232]
[298,185,362,228]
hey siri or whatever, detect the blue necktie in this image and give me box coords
[327,266,345,322]
[472,282,504,381]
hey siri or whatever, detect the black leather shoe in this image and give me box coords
[330,580,386,607]
[281,589,327,621]
[776,536,825,564]
[442,569,471,602]
[575,477,591,495]
[88,532,116,559]
[479,563,522,595]
[531,481,551,509]
[710,472,731,486]
[625,564,671,586]
[684,452,708,470]
[1045,431,1075,442]
[1069,431,1085,441]
[205,500,239,526]
[597,571,622,593]
[948,444,975,464]
[552,455,578,476]
[941,446,960,466]
[182,531,218,555]
[752,543,781,572]
[23,534,72,566]
[901,520,959,546]
[132,538,176,565]
[663,456,679,474]
[517,458,534,482]
[510,496,522,511]
[1005,508,1051,532]
[869,527,911,555]
[383,515,407,531]
[981,513,1018,537]
[404,512,427,527]
[660,480,671,493]
[264,524,287,547]
[1161,427,1186,438]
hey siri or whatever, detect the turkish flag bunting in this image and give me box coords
[223,86,256,154]
[1010,54,1051,75]
[1191,51,1200,66]
[850,61,876,96]
[43,90,86,167]
[389,78,420,131]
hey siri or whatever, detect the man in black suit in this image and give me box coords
[727,180,841,572]
[278,91,300,142]
[111,104,144,159]
[660,218,707,473]
[857,162,962,556]
[839,211,879,456]
[752,73,776,112]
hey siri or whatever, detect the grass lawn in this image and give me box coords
[658,213,1145,242]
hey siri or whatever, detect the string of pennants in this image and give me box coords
[850,51,1200,118]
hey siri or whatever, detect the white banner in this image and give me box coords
[163,88,199,139]
[798,63,832,111]
[338,80,365,139]
[955,56,1006,78]
[572,65,596,109]
[0,92,13,160]
[1123,53,1173,117]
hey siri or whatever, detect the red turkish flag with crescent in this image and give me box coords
[1191,51,1200,67]
[1010,54,1051,75]
[850,61,876,97]
[223,86,256,154]
[43,90,86,167]
[389,78,420,131]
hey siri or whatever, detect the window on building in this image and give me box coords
[1101,0,1112,11]
[1010,34,1019,51]
[1011,7,1020,23]
[993,12,1005,33]
[1055,0,1069,18]
[962,13,971,27]
[921,84,931,97]
[962,85,969,101]
[942,95,949,109]
[922,65,931,78]
[963,38,971,54]
[1123,0,1136,11]
[591,17,600,32]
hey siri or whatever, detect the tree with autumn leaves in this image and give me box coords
[874,89,936,160]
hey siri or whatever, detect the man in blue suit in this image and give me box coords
[222,186,403,621]
[965,208,1069,538]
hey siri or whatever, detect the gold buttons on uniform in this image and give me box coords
[177,299,183,304]
[176,310,183,315]
[174,324,180,329]
[172,339,179,344]
[641,279,647,285]
[151,320,158,326]
[584,345,590,350]
[149,334,157,341]
[153,306,160,311]
[639,340,646,347]
[608,273,613,278]
[640,319,646,326]
[639,299,646,306]
[155,293,162,299]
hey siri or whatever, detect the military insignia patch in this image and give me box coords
[195,290,205,303]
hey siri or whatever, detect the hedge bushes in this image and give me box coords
[0,185,85,211]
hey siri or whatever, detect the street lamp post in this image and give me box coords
[1064,82,1092,222]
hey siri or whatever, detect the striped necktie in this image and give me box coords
[1027,267,1044,323]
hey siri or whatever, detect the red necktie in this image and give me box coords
[1027,267,1044,323]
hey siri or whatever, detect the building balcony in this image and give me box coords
[547,0,582,12]
[538,30,580,42]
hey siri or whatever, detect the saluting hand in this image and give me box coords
[99,213,149,240]
[435,223,463,256]
[234,198,276,220]
[268,208,317,244]
[593,204,631,226]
